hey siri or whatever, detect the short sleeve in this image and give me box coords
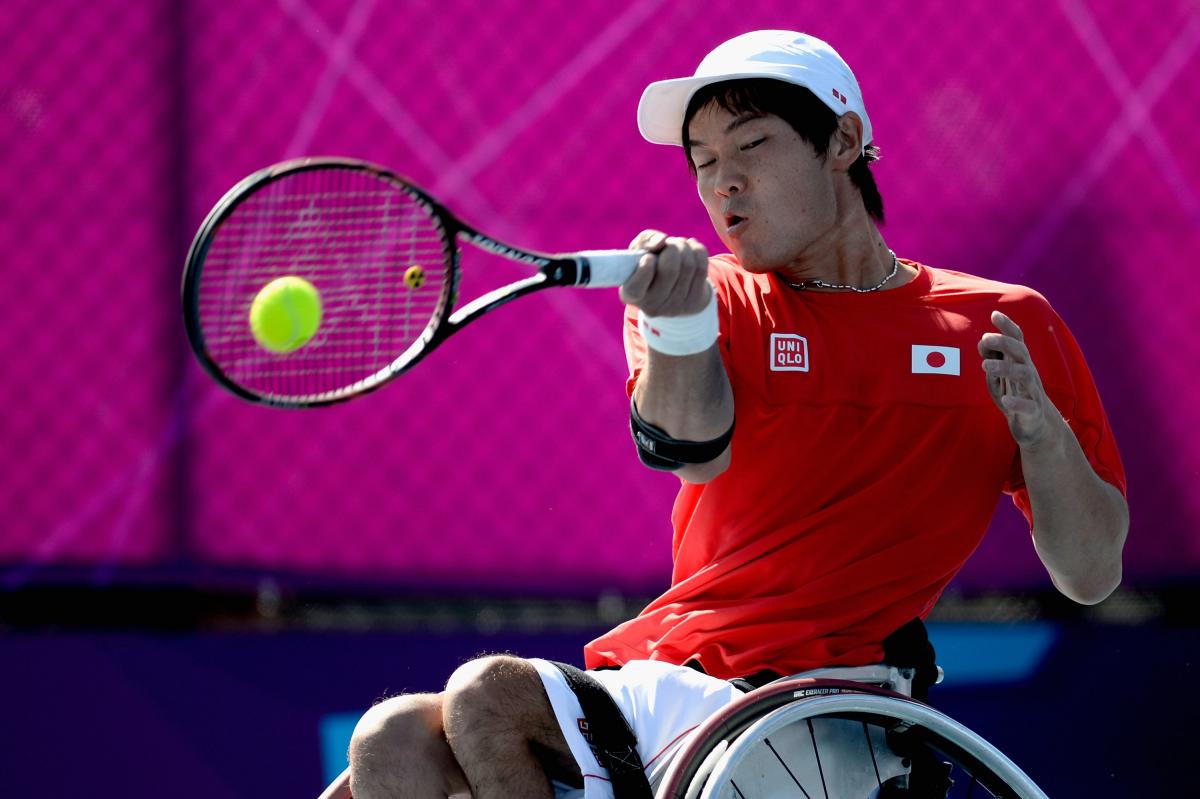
[1001,293,1127,525]
[623,302,647,398]
[623,256,736,399]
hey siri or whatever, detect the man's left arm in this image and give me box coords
[979,310,1129,605]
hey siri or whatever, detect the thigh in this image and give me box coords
[444,655,583,790]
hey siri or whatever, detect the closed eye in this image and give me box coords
[741,137,766,151]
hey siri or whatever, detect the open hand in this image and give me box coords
[978,311,1060,449]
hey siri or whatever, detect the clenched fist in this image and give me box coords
[619,230,711,317]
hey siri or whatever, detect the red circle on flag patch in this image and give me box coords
[926,351,946,368]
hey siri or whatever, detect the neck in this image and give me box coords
[777,200,910,291]
[780,231,896,291]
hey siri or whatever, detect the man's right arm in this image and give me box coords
[621,230,734,483]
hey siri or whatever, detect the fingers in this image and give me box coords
[991,310,1024,341]
[977,308,1025,397]
[620,232,710,316]
[628,229,668,252]
[977,331,1030,363]
[982,357,1037,394]
[620,230,667,305]
[619,251,658,305]
[998,394,1040,415]
[977,308,1039,396]
[979,310,1057,445]
[978,310,1027,356]
[677,237,712,309]
[621,246,683,309]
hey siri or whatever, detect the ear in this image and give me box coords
[829,112,864,170]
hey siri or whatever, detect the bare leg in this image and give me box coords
[316,766,350,799]
[348,693,470,799]
[442,655,581,799]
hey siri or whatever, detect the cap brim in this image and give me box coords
[638,69,873,151]
[637,71,802,146]
[638,71,796,144]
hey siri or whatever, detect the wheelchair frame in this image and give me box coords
[653,665,1049,799]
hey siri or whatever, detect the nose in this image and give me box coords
[714,163,744,197]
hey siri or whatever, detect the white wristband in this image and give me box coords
[637,293,719,356]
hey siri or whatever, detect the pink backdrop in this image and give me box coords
[2,0,1197,594]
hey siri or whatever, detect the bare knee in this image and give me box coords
[350,693,442,759]
[443,656,578,783]
[443,655,545,727]
[349,693,463,796]
[444,655,530,695]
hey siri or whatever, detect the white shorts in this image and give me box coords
[530,658,745,799]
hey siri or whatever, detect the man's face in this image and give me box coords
[687,104,837,272]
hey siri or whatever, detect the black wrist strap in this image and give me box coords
[630,397,734,471]
[550,661,653,799]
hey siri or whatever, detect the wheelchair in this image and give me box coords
[318,664,1048,799]
[654,664,1048,799]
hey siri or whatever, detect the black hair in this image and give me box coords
[682,78,884,223]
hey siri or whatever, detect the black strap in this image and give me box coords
[549,661,652,799]
[630,397,734,471]
[881,618,938,702]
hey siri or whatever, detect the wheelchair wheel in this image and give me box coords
[655,679,1047,799]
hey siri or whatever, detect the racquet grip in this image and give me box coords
[576,250,642,288]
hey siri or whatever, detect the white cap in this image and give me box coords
[637,30,872,152]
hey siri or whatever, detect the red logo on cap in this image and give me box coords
[831,88,847,104]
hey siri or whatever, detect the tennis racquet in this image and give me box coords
[182,157,641,407]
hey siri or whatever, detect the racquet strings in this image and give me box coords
[196,167,450,401]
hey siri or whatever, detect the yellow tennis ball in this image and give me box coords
[404,265,426,289]
[249,276,323,353]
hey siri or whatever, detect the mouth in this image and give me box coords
[723,213,749,237]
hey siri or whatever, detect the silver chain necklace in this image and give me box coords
[781,250,899,293]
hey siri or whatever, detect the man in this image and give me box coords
[339,30,1128,799]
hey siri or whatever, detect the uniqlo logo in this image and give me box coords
[770,333,809,372]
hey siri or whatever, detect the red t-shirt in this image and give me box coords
[584,256,1126,679]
